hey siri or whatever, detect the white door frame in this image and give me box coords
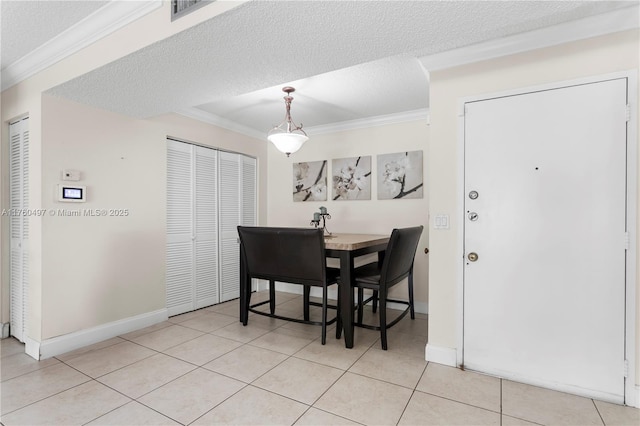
[455,70,638,407]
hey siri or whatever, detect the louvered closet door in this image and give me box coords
[9,118,29,342]
[166,140,194,316]
[241,156,257,299]
[194,146,219,308]
[219,152,242,302]
[167,140,255,313]
[242,155,257,228]
[218,152,257,302]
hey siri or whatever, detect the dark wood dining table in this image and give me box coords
[324,233,389,348]
[238,231,389,349]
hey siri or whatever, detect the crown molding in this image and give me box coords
[176,107,266,140]
[1,0,162,91]
[419,5,640,72]
[178,107,429,139]
[305,108,429,135]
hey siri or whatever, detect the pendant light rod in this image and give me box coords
[281,86,304,133]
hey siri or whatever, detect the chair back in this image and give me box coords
[237,226,327,286]
[380,226,423,288]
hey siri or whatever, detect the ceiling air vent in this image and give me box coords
[172,0,213,21]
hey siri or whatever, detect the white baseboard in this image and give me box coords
[1,322,9,338]
[37,309,168,360]
[425,343,458,366]
[628,384,640,408]
[255,279,270,292]
[24,336,40,360]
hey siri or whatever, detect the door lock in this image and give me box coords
[467,252,478,262]
[469,190,479,200]
[468,212,479,221]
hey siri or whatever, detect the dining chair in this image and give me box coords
[352,225,423,350]
[237,226,339,344]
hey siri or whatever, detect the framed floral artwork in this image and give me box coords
[331,156,372,200]
[377,151,424,199]
[293,160,327,202]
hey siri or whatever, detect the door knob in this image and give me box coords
[467,252,478,262]
[468,212,478,221]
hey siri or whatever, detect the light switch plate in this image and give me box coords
[434,214,450,229]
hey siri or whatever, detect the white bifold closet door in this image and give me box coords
[219,151,256,302]
[166,139,256,316]
[9,117,29,342]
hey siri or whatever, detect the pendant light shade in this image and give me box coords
[267,86,308,156]
[267,132,308,155]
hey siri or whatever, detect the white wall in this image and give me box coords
[35,94,266,341]
[40,95,165,339]
[0,0,249,344]
[1,91,44,340]
[427,29,639,386]
[266,120,430,309]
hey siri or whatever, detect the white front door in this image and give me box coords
[463,78,628,402]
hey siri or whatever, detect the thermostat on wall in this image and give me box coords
[57,184,86,202]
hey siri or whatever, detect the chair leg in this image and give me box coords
[379,292,388,350]
[357,288,364,324]
[321,286,328,345]
[372,290,378,313]
[242,279,251,325]
[336,288,342,339]
[269,280,276,315]
[408,270,415,320]
[303,286,310,321]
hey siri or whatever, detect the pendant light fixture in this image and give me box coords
[267,86,308,157]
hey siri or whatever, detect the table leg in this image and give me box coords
[339,251,355,348]
[239,251,249,325]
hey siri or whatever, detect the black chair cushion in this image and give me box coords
[352,262,381,286]
[238,227,331,287]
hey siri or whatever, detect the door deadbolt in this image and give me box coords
[469,191,479,200]
[467,252,478,262]
[468,212,479,221]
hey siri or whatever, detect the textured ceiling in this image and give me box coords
[0,0,108,68]
[4,1,637,134]
[194,55,430,133]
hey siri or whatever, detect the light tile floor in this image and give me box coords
[1,291,639,426]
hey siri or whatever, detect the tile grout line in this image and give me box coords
[105,313,276,424]
[411,388,503,416]
[396,389,416,426]
[500,378,503,426]
[54,348,169,425]
[592,398,607,425]
[51,332,240,425]
[395,360,427,426]
[2,292,431,426]
[0,356,65,384]
[301,338,375,424]
[178,381,250,426]
[80,397,180,426]
[0,374,93,417]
